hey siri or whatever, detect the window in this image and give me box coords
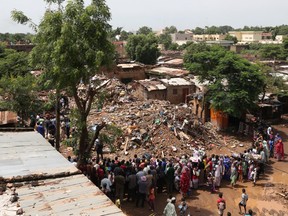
[173,89,178,94]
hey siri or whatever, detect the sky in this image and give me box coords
[1,0,288,33]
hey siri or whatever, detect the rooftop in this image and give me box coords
[137,79,167,91]
[164,58,183,65]
[0,132,124,216]
[149,66,189,77]
[160,77,192,86]
[0,132,78,179]
[117,63,142,69]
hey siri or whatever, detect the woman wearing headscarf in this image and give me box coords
[230,162,238,188]
[180,166,190,198]
[275,139,284,161]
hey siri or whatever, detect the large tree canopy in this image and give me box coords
[126,33,160,64]
[184,44,265,118]
[12,0,114,164]
[0,43,31,78]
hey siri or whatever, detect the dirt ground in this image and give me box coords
[119,121,288,216]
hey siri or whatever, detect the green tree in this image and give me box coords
[158,33,172,50]
[0,74,41,125]
[0,44,31,78]
[164,25,177,34]
[184,43,265,118]
[193,27,205,34]
[259,44,285,60]
[137,26,153,35]
[224,34,238,44]
[12,0,114,165]
[120,30,133,41]
[126,33,160,64]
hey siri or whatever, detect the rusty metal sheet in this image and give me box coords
[17,175,125,216]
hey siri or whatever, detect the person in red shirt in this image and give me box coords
[217,192,226,216]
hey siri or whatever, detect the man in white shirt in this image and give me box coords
[239,188,249,214]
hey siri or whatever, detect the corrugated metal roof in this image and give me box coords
[0,132,78,179]
[149,67,189,77]
[117,63,142,69]
[160,78,192,86]
[164,58,183,65]
[0,132,125,216]
[17,175,124,216]
[138,79,167,91]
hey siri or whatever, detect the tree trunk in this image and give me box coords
[77,117,89,167]
[55,90,61,151]
[86,122,106,153]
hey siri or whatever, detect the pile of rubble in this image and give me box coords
[0,183,23,215]
[88,78,224,158]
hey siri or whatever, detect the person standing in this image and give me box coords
[217,192,226,216]
[166,163,175,194]
[95,138,104,162]
[148,185,155,212]
[136,176,149,208]
[239,188,249,214]
[114,172,125,203]
[163,197,177,216]
[230,162,238,188]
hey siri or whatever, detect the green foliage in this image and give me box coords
[0,33,34,44]
[126,33,160,64]
[29,0,114,89]
[224,34,238,44]
[0,47,31,78]
[259,44,286,60]
[0,75,42,119]
[164,26,177,34]
[192,26,233,34]
[120,30,133,41]
[184,43,265,118]
[158,33,172,50]
[99,124,123,153]
[11,10,37,32]
[137,26,153,35]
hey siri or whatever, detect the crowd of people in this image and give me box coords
[31,111,284,215]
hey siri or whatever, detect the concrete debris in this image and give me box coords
[88,78,227,158]
[0,187,23,215]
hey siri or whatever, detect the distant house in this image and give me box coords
[171,33,193,45]
[205,40,234,49]
[162,58,184,68]
[133,78,194,104]
[105,63,147,83]
[160,78,194,104]
[193,34,227,41]
[133,79,167,101]
[228,31,263,43]
[146,66,189,79]
[275,35,288,43]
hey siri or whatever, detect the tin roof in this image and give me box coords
[0,132,125,216]
[149,67,189,77]
[16,174,124,216]
[117,63,142,69]
[160,78,192,86]
[0,132,78,179]
[138,79,167,91]
[164,58,183,65]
